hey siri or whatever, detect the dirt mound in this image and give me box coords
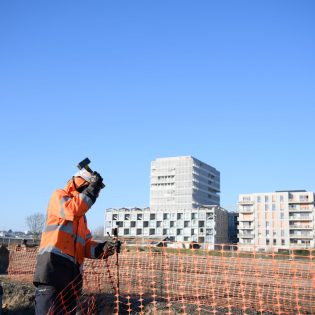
[0,276,35,315]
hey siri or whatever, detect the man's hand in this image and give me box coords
[83,171,104,203]
[102,240,121,258]
[90,171,103,188]
[95,240,121,259]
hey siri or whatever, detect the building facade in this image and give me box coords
[238,190,315,251]
[150,156,220,211]
[104,156,227,246]
[228,212,239,244]
[105,205,228,247]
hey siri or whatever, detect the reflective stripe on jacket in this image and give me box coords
[38,179,99,266]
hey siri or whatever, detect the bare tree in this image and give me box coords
[26,212,45,240]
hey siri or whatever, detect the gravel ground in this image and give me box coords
[0,276,35,315]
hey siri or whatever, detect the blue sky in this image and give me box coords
[0,1,314,231]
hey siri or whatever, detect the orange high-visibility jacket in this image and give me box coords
[38,178,99,265]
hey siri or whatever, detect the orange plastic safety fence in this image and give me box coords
[7,242,315,314]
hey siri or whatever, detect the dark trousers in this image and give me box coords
[35,285,77,315]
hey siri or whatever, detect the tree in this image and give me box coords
[26,212,45,240]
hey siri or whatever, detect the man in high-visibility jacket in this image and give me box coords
[33,169,116,314]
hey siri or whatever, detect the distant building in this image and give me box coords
[238,190,315,251]
[228,212,239,244]
[105,156,227,246]
[150,156,220,211]
[105,205,228,248]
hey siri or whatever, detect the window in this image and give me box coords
[273,239,277,245]
[281,230,285,237]
[243,205,252,212]
[156,221,162,227]
[207,213,213,220]
[281,239,285,245]
[170,221,175,227]
[265,196,269,202]
[112,214,117,221]
[136,229,142,235]
[177,213,183,220]
[177,229,183,235]
[124,228,130,235]
[266,239,270,245]
[163,213,169,220]
[184,237,189,242]
[149,229,155,235]
[191,213,197,219]
[280,213,284,220]
[143,221,149,228]
[163,229,168,235]
[198,221,205,228]
[184,221,190,227]
[206,229,213,235]
[272,204,276,211]
[150,213,156,220]
[300,195,309,202]
[137,214,143,220]
[117,221,123,228]
[124,214,130,220]
[131,221,136,227]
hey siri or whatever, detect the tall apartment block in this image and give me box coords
[105,205,228,247]
[238,190,315,251]
[150,156,220,211]
[105,156,228,246]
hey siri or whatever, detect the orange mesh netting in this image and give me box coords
[8,241,315,314]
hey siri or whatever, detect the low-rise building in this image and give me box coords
[105,205,228,248]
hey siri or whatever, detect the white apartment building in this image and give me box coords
[238,190,315,251]
[104,156,228,246]
[105,205,228,247]
[150,156,220,211]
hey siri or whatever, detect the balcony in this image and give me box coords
[239,208,254,213]
[289,224,313,229]
[289,234,313,239]
[289,216,313,221]
[289,198,313,204]
[239,200,254,205]
[238,233,255,239]
[289,207,314,212]
[239,225,254,230]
